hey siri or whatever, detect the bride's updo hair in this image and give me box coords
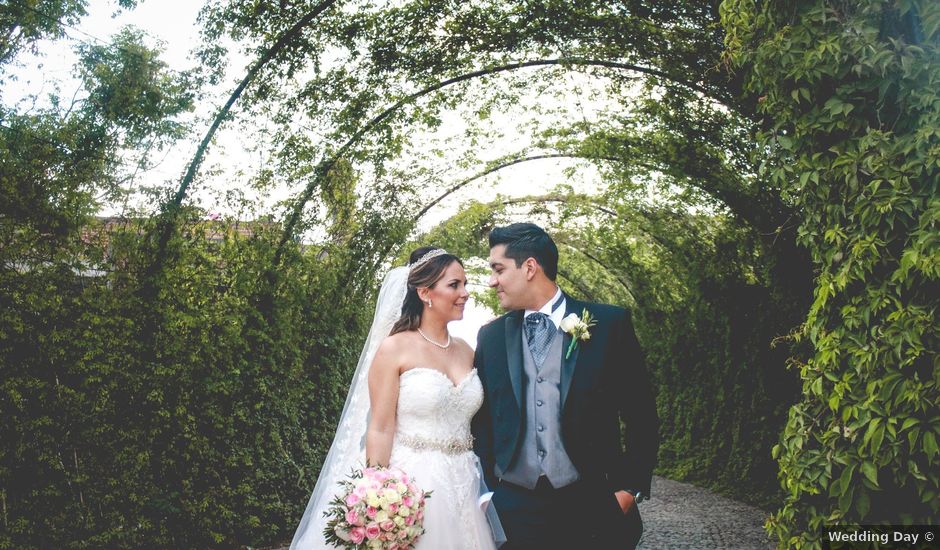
[389,247,463,336]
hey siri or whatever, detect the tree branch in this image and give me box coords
[145,0,337,286]
[273,57,725,267]
[555,239,638,306]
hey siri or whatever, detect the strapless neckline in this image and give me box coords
[401,366,477,389]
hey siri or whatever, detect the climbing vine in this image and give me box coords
[722,0,940,545]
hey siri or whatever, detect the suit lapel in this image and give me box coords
[560,295,581,408]
[504,310,524,411]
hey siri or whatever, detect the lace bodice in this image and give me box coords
[395,367,482,445]
[389,367,495,550]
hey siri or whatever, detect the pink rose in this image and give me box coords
[350,527,366,544]
[380,520,395,531]
[405,515,415,526]
[365,523,381,540]
[388,502,399,514]
[345,509,362,526]
[402,495,414,507]
[366,506,377,518]
[345,493,361,507]
[354,484,368,497]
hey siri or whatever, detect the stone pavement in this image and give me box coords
[637,476,775,549]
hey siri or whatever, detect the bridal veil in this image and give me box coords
[289,266,408,549]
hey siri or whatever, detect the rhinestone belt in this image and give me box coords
[397,432,474,455]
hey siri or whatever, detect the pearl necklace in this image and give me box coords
[417,328,451,349]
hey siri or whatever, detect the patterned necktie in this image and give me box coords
[525,312,553,367]
[525,293,564,367]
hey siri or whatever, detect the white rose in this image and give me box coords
[384,488,401,503]
[334,526,351,541]
[560,313,580,333]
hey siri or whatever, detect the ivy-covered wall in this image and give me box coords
[643,239,806,509]
[722,0,940,545]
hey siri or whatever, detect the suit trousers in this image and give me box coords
[492,476,643,550]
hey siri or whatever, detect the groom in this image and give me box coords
[472,223,658,549]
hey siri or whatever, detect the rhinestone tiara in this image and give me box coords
[408,248,449,269]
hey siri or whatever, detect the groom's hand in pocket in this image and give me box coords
[614,490,635,515]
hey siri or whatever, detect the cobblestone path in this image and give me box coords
[638,476,775,549]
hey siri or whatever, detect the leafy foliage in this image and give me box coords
[1,213,378,547]
[722,0,940,545]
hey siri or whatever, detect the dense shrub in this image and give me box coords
[1,215,373,548]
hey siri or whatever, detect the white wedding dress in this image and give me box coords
[289,266,501,549]
[390,367,496,550]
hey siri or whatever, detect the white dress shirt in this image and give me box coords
[524,286,565,330]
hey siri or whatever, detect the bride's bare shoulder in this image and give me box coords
[371,333,415,377]
[380,330,417,348]
[374,331,417,361]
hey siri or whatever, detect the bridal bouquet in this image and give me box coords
[323,466,430,549]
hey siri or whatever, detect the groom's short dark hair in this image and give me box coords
[489,222,558,281]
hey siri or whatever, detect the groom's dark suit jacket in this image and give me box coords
[471,295,658,498]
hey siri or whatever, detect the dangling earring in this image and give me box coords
[427,299,433,309]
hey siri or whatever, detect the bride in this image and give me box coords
[290,247,500,550]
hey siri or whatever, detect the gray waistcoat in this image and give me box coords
[499,326,580,489]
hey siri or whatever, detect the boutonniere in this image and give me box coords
[559,308,596,359]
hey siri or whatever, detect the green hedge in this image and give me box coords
[1,216,372,548]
